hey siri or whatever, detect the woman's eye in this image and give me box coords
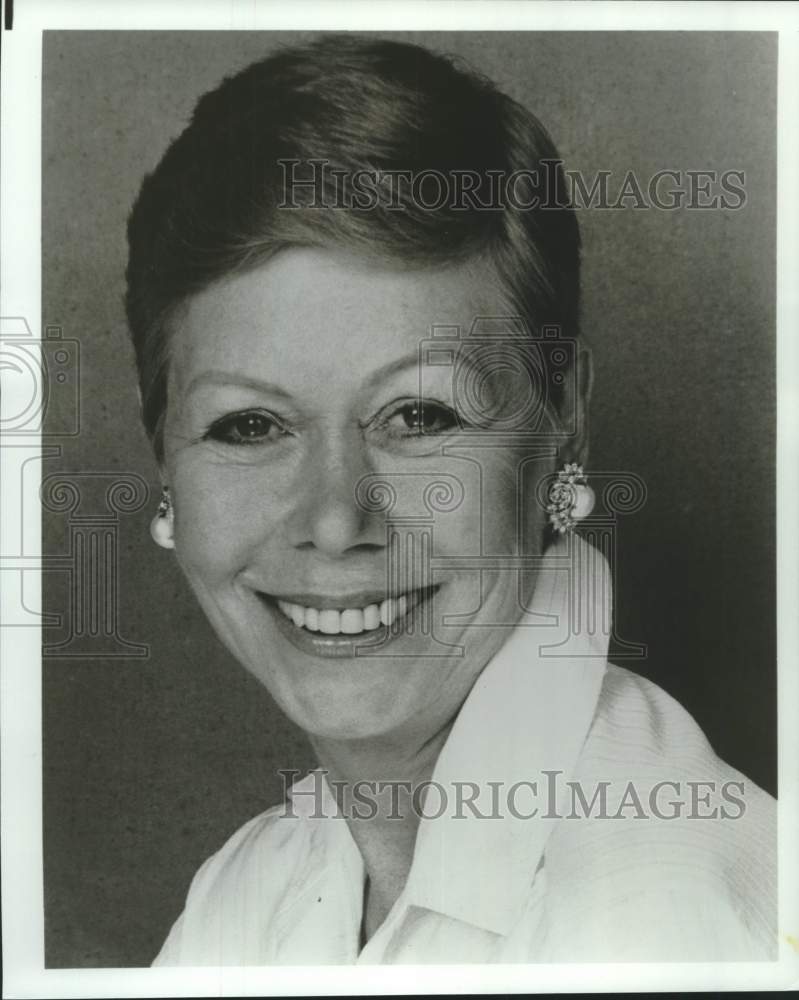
[385,401,460,438]
[205,410,287,446]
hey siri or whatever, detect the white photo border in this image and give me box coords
[2,1,797,995]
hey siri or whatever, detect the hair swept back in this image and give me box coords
[125,34,580,462]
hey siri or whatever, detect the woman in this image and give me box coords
[125,35,775,963]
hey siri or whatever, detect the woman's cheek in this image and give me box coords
[167,463,247,576]
[417,455,485,559]
[463,449,524,556]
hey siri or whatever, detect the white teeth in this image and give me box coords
[273,592,426,635]
[318,610,341,634]
[340,609,364,634]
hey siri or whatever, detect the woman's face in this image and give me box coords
[162,248,560,744]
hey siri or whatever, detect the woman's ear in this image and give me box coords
[558,345,592,468]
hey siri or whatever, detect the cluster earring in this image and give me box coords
[150,485,175,550]
[547,462,595,534]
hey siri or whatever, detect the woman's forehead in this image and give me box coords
[167,248,506,397]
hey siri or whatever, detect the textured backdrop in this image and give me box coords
[42,30,776,967]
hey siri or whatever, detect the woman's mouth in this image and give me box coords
[255,585,440,657]
[276,591,425,635]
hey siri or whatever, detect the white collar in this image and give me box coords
[288,532,610,937]
[404,531,610,934]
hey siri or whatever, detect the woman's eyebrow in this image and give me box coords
[365,344,489,392]
[182,370,294,401]
[363,345,473,391]
[182,352,452,403]
[362,352,423,390]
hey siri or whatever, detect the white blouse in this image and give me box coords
[153,534,776,964]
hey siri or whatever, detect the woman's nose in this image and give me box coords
[289,432,382,557]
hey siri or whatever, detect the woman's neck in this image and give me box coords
[308,717,456,943]
[311,716,452,786]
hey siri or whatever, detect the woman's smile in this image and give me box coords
[255,583,442,658]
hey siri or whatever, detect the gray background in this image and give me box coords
[42,31,777,967]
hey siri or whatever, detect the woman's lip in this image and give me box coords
[258,586,437,611]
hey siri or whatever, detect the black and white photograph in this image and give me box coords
[1,1,797,995]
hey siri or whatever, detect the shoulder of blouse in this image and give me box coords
[151,800,312,965]
[540,661,777,958]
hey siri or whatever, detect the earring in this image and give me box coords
[150,485,175,550]
[547,462,595,534]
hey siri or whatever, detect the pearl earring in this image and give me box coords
[547,462,595,534]
[150,485,175,550]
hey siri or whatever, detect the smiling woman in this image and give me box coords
[121,34,776,964]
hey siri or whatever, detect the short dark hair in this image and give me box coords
[125,34,580,462]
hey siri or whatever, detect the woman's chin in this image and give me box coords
[253,652,450,744]
[280,692,422,745]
